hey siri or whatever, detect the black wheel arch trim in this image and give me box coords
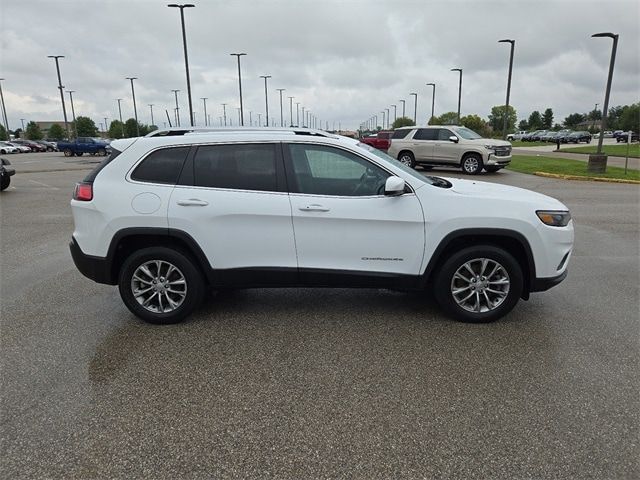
[421,228,537,294]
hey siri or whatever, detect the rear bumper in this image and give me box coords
[69,237,115,284]
[530,270,567,292]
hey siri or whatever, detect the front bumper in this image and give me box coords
[531,270,568,292]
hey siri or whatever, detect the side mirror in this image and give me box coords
[449,135,459,143]
[385,176,405,196]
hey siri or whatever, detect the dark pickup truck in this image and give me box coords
[57,137,110,157]
[360,131,393,152]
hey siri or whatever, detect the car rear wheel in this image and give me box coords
[434,245,523,323]
[1,175,10,191]
[461,153,483,175]
[98,148,107,156]
[63,149,74,157]
[485,166,502,173]
[398,151,416,168]
[118,247,205,324]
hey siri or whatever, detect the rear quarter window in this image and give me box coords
[130,147,190,184]
[392,129,413,139]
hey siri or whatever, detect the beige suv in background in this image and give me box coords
[387,125,512,174]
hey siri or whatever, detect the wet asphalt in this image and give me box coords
[1,155,638,479]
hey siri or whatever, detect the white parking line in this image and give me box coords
[28,179,60,190]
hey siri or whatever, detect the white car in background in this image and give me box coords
[0,141,19,154]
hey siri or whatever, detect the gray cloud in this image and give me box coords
[1,0,638,131]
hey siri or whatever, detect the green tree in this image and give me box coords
[563,113,584,129]
[108,119,125,138]
[430,111,458,125]
[460,114,489,136]
[74,116,99,137]
[392,116,415,129]
[47,123,66,140]
[0,124,8,141]
[619,103,639,132]
[13,128,23,138]
[488,105,517,133]
[528,111,543,130]
[542,108,554,129]
[124,118,142,137]
[606,105,624,130]
[518,119,529,131]
[25,121,43,140]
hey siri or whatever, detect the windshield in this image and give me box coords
[355,142,431,185]
[454,127,483,140]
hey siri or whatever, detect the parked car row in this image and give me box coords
[0,139,58,153]
[516,130,592,144]
[614,130,639,143]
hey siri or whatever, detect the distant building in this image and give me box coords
[34,121,67,138]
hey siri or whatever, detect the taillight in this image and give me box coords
[73,182,93,201]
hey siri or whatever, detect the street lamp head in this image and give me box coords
[168,3,195,8]
[260,75,272,79]
[410,92,417,96]
[126,77,137,80]
[498,39,515,44]
[592,32,617,39]
[427,83,435,86]
[230,52,247,57]
[47,55,65,59]
[451,68,462,73]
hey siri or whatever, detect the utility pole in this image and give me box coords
[230,53,247,125]
[277,88,285,127]
[47,55,69,138]
[201,98,208,126]
[498,39,515,139]
[172,89,180,127]
[259,75,272,126]
[126,77,140,136]
[67,90,76,138]
[116,98,124,137]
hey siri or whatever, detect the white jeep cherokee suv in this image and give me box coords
[387,125,512,174]
[70,128,573,324]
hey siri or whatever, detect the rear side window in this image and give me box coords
[392,129,412,139]
[413,129,438,140]
[131,147,189,184]
[193,143,277,192]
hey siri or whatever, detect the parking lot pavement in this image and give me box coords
[1,166,638,478]
[1,151,104,174]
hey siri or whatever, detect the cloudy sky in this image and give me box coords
[1,0,638,131]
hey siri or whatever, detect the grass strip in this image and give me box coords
[507,155,640,182]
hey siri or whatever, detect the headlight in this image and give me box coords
[536,210,571,227]
[484,145,496,151]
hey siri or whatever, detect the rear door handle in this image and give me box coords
[177,199,209,207]
[299,204,330,212]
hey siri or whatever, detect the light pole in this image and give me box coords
[201,98,207,126]
[593,103,599,131]
[168,3,195,126]
[589,32,619,173]
[399,99,405,118]
[451,68,463,124]
[237,108,241,126]
[391,104,397,124]
[381,111,385,130]
[498,39,515,139]
[410,92,417,124]
[0,78,9,136]
[67,90,76,138]
[296,102,300,127]
[221,103,227,126]
[258,113,262,127]
[171,89,180,126]
[230,53,247,125]
[116,98,124,137]
[276,88,285,127]
[259,75,272,126]
[426,83,435,123]
[104,117,108,136]
[385,108,390,128]
[47,55,69,138]
[149,104,155,126]
[20,119,26,135]
[126,77,140,136]
[301,106,305,127]
[288,96,294,127]
[249,111,253,126]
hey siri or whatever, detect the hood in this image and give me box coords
[467,138,511,147]
[447,177,567,210]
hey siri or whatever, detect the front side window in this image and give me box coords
[438,129,454,140]
[455,127,483,140]
[131,147,189,184]
[193,143,277,192]
[288,144,389,196]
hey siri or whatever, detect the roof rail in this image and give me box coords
[145,126,337,139]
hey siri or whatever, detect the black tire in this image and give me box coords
[420,165,434,171]
[118,247,205,324]
[47,147,54,152]
[0,175,10,191]
[397,151,416,168]
[433,245,523,323]
[98,148,107,156]
[0,149,5,154]
[461,153,483,175]
[63,149,74,157]
[484,166,502,173]
[76,152,83,156]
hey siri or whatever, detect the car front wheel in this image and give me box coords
[485,166,502,173]
[434,245,523,323]
[1,175,10,191]
[461,153,483,174]
[118,247,205,324]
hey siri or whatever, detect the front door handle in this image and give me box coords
[299,204,330,212]
[177,199,209,207]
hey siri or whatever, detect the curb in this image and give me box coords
[534,172,640,184]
